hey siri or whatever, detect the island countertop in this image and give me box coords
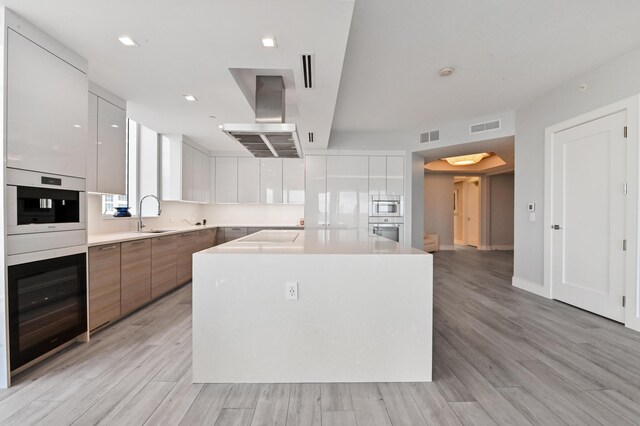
[200,229,426,255]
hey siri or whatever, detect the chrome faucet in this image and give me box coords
[138,194,162,232]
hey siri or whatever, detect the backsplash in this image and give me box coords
[88,194,305,234]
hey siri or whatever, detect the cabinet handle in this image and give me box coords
[131,240,147,245]
[158,236,175,241]
[99,245,118,251]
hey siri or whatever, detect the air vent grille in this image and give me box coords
[470,119,501,134]
[301,53,314,89]
[420,130,440,143]
[308,132,314,143]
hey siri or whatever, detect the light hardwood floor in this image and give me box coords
[2,249,640,425]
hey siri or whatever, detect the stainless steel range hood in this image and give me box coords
[222,76,302,158]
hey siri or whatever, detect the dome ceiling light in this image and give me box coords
[443,152,490,166]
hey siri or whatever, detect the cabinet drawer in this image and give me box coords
[151,236,177,298]
[223,227,247,242]
[121,239,151,314]
[89,244,121,330]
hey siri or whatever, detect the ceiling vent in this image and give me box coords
[470,119,501,134]
[420,130,440,143]
[301,53,314,89]
[308,132,314,143]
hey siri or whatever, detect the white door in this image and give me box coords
[467,182,480,247]
[551,111,626,322]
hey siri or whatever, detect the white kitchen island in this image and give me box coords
[192,229,432,383]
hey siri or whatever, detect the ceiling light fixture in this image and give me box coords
[111,124,119,128]
[218,124,224,129]
[443,152,489,166]
[261,37,277,48]
[73,124,82,128]
[183,95,198,102]
[439,67,454,77]
[118,36,139,47]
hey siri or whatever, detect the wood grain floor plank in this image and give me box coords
[321,410,357,426]
[286,383,321,426]
[251,383,291,426]
[215,408,255,426]
[320,383,353,411]
[408,382,462,425]
[225,384,263,409]
[179,384,233,425]
[144,368,203,425]
[449,402,497,426]
[377,382,427,426]
[349,383,392,426]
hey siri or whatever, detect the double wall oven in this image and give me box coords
[369,196,404,244]
[6,169,88,372]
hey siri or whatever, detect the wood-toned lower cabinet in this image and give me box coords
[151,235,177,298]
[196,228,217,251]
[177,232,196,285]
[88,244,121,331]
[121,239,151,314]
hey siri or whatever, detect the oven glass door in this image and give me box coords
[9,253,87,370]
[17,186,80,225]
[374,201,400,216]
[372,225,400,242]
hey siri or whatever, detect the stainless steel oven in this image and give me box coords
[8,246,87,371]
[370,196,403,217]
[369,222,404,244]
[6,168,86,255]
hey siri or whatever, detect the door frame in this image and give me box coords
[544,95,640,331]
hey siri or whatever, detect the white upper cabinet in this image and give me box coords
[87,93,99,192]
[304,156,327,228]
[238,158,260,204]
[326,156,369,229]
[386,156,404,195]
[260,158,283,204]
[96,98,126,194]
[209,157,216,203]
[87,87,126,194]
[283,158,305,204]
[181,143,194,201]
[161,135,209,202]
[7,29,88,177]
[201,154,210,203]
[215,157,238,203]
[368,156,386,196]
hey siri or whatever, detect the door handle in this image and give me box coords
[551,225,562,230]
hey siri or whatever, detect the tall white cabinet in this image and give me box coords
[283,159,305,204]
[261,159,283,204]
[368,156,404,196]
[6,29,88,178]
[304,156,328,228]
[327,156,369,229]
[215,157,238,203]
[238,158,260,203]
[87,83,127,194]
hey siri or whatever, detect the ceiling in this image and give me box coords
[332,0,640,135]
[0,0,354,152]
[4,1,640,154]
[422,136,514,175]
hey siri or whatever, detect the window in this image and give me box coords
[101,118,160,217]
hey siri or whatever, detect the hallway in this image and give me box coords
[0,250,639,424]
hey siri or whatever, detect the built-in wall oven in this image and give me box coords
[369,219,404,244]
[370,196,403,218]
[7,246,87,371]
[6,168,86,255]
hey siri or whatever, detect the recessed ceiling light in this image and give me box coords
[73,124,82,128]
[218,124,224,129]
[261,37,277,48]
[209,115,216,119]
[439,67,454,77]
[118,36,138,47]
[183,95,198,102]
[111,124,119,128]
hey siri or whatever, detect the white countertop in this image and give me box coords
[87,224,303,246]
[199,229,426,255]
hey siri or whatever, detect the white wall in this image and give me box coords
[490,173,514,249]
[424,174,454,249]
[514,46,640,290]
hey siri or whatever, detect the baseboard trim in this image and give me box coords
[512,276,550,299]
[492,245,514,250]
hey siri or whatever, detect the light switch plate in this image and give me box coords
[527,203,535,212]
